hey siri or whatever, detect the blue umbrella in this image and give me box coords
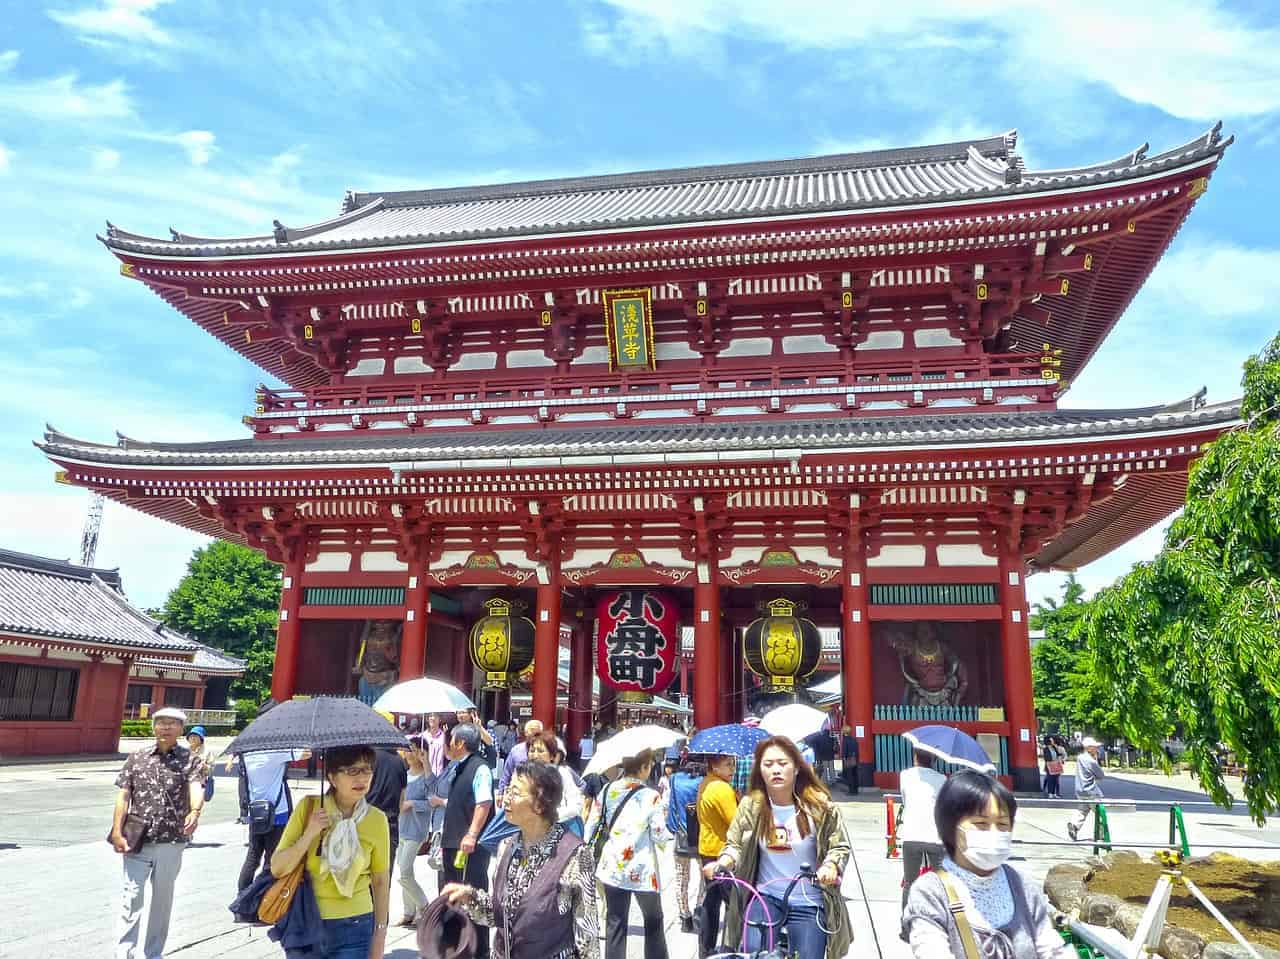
[689,723,770,758]
[903,725,996,773]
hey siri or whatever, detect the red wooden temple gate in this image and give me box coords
[41,126,1237,789]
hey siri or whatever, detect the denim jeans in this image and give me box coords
[320,912,374,959]
[744,893,828,959]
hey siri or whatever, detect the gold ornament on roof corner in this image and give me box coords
[743,597,822,693]
[468,597,535,689]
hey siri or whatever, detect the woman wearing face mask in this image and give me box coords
[708,737,852,959]
[902,770,1074,959]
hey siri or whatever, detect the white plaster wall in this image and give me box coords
[360,551,408,572]
[913,328,964,348]
[867,544,927,567]
[720,337,774,358]
[656,341,701,360]
[306,552,352,572]
[782,335,836,355]
[856,331,905,350]
[936,544,998,567]
[346,358,387,376]
[394,356,434,374]
[449,352,498,371]
[507,349,556,368]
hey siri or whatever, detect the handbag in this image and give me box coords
[1047,759,1065,776]
[249,780,289,837]
[589,784,644,862]
[258,796,313,924]
[419,829,444,868]
[108,812,148,853]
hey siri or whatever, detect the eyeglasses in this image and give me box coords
[334,765,374,777]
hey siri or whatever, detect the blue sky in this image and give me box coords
[2,0,1279,611]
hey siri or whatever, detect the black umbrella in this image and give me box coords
[225,696,409,754]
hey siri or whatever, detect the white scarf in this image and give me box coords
[319,794,371,898]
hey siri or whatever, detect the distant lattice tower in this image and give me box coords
[80,492,104,567]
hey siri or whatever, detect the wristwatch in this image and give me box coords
[373,921,388,932]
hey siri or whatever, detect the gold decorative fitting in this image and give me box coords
[241,415,253,425]
[244,330,252,344]
[841,290,854,309]
[976,282,988,301]
[53,470,70,485]
[1187,176,1208,200]
[119,262,136,278]
[222,312,229,325]
[1059,278,1070,295]
[696,299,708,316]
[303,323,314,340]
[1083,253,1093,271]
[255,405,265,414]
[540,309,552,327]
[410,317,422,334]
[1127,220,1137,234]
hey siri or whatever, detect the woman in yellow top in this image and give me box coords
[272,744,392,959]
[694,754,737,958]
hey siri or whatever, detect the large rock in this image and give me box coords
[1045,864,1091,913]
[1092,850,1144,872]
[1204,944,1280,959]
[1081,892,1124,927]
[1113,903,1147,939]
[1158,926,1207,959]
[1258,876,1280,930]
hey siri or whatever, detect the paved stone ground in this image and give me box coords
[1,745,1275,959]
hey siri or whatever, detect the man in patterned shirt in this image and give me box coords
[109,707,207,959]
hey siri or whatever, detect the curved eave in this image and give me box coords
[100,128,1229,259]
[0,627,168,658]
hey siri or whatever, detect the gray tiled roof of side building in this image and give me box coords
[37,399,1243,468]
[100,126,1230,257]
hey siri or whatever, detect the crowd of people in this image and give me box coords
[108,706,1084,959]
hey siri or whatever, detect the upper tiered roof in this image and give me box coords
[102,127,1229,257]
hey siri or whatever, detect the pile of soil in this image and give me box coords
[1085,852,1280,950]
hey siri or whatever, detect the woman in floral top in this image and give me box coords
[583,750,672,959]
[445,760,598,959]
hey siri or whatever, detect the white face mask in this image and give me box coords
[959,825,1013,871]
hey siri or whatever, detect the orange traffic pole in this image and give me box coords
[886,795,900,859]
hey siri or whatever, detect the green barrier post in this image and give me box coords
[1169,803,1191,857]
[1092,803,1112,856]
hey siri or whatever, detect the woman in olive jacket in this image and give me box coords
[706,736,853,959]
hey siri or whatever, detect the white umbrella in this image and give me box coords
[373,677,476,715]
[583,724,683,776]
[760,703,830,743]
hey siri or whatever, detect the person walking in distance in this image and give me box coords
[498,719,544,798]
[109,707,208,959]
[1067,737,1106,841]
[422,713,448,777]
[366,740,409,852]
[665,756,703,934]
[584,750,673,959]
[696,754,738,957]
[236,746,310,892]
[897,749,947,912]
[441,723,496,959]
[1042,736,1067,799]
[395,739,434,927]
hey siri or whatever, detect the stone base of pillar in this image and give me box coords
[1009,765,1042,793]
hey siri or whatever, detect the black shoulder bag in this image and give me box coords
[590,784,644,862]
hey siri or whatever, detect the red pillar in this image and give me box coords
[567,617,592,758]
[194,685,205,709]
[400,563,429,680]
[693,572,721,731]
[152,684,166,707]
[999,545,1040,791]
[532,560,562,728]
[270,553,305,703]
[112,658,134,727]
[841,518,875,787]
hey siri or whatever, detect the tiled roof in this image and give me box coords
[101,126,1230,257]
[37,400,1242,469]
[0,549,243,674]
[138,641,245,675]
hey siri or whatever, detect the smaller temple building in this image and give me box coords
[0,549,244,757]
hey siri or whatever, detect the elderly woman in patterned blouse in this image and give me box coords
[443,760,598,959]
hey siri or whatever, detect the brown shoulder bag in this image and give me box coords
[259,797,313,924]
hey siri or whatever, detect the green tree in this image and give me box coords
[1030,575,1121,738]
[1080,332,1280,821]
[162,540,282,703]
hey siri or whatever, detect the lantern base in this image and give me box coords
[619,691,653,704]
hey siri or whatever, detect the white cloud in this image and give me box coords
[90,145,120,170]
[0,50,17,72]
[588,0,1280,121]
[48,0,177,48]
[169,129,214,166]
[1145,240,1280,317]
[0,71,133,119]
[0,142,10,173]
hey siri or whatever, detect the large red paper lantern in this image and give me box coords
[595,589,680,701]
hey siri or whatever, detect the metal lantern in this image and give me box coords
[468,598,535,689]
[595,589,680,703]
[743,598,822,692]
